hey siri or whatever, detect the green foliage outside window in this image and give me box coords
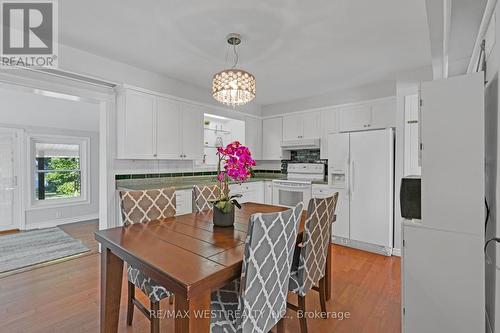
[36,157,81,199]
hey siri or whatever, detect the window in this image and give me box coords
[31,136,89,206]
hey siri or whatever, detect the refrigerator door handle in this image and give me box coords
[350,160,355,197]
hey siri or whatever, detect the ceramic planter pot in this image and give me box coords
[213,205,235,227]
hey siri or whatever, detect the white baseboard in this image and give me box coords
[392,248,401,257]
[24,213,99,230]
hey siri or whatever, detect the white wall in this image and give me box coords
[483,4,500,332]
[262,80,396,116]
[0,87,100,229]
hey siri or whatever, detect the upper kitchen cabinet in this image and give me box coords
[320,108,339,159]
[245,117,263,160]
[156,97,181,159]
[370,97,396,129]
[339,97,396,132]
[339,104,372,132]
[282,112,321,140]
[262,117,290,160]
[116,87,204,160]
[117,89,157,159]
[180,103,204,160]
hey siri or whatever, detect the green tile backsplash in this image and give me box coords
[114,170,280,181]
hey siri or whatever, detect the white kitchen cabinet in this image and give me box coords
[264,181,273,204]
[262,117,290,160]
[312,184,349,240]
[175,189,193,215]
[371,98,396,129]
[339,98,396,132]
[230,182,264,204]
[245,117,263,160]
[404,94,421,175]
[156,97,182,159]
[117,89,157,159]
[282,112,321,140]
[402,223,484,333]
[320,108,339,159]
[339,104,371,132]
[180,103,204,160]
[117,88,204,160]
[282,114,302,140]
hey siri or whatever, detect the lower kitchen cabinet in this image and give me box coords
[264,181,273,204]
[230,181,264,204]
[175,189,193,215]
[312,184,349,241]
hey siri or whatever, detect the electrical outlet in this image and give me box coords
[55,211,62,218]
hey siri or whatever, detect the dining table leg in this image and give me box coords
[100,246,124,333]
[325,243,332,301]
[174,290,211,333]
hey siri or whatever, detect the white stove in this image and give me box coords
[272,163,325,208]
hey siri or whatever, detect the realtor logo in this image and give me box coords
[1,0,58,67]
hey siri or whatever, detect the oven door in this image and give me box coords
[272,181,311,208]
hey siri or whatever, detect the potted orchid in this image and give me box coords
[211,141,256,227]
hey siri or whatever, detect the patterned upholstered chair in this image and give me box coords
[210,203,304,333]
[287,194,339,333]
[192,184,220,213]
[119,187,177,333]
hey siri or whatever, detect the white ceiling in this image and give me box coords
[60,0,431,105]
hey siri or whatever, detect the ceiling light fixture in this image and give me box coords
[212,33,256,107]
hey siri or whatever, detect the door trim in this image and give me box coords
[0,127,23,231]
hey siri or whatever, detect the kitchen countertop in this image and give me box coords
[116,173,288,191]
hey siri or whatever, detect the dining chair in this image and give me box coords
[119,187,177,333]
[192,184,220,212]
[210,202,304,333]
[287,194,338,333]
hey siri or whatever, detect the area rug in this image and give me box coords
[0,227,89,275]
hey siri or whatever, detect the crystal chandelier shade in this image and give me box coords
[212,33,256,107]
[212,69,256,107]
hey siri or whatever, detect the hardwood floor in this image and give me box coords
[0,221,401,332]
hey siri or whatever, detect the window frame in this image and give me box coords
[28,134,90,209]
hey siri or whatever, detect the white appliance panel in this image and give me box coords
[402,224,484,333]
[332,188,349,240]
[349,129,393,248]
[272,180,311,208]
[327,133,349,189]
[421,73,484,235]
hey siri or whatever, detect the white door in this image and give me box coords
[0,128,20,231]
[421,73,484,235]
[180,103,204,160]
[312,186,349,240]
[404,94,421,175]
[349,129,393,248]
[320,108,338,159]
[123,90,156,159]
[402,225,484,333]
[245,117,263,160]
[371,98,396,129]
[156,97,182,159]
[302,112,321,139]
[262,117,285,160]
[282,114,302,140]
[327,133,350,241]
[339,104,371,132]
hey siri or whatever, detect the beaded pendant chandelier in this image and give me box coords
[212,33,256,107]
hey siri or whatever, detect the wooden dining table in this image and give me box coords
[95,202,332,333]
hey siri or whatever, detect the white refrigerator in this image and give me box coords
[328,128,394,255]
